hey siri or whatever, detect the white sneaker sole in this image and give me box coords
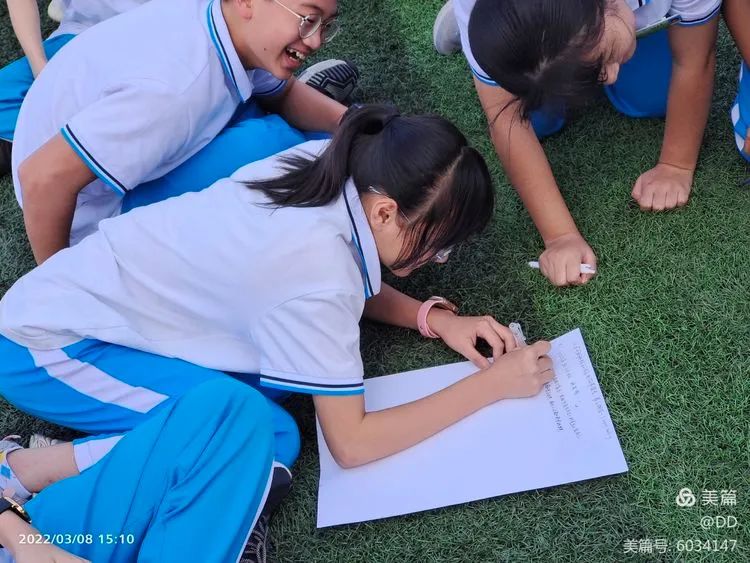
[47,0,64,22]
[298,59,359,103]
[433,0,461,56]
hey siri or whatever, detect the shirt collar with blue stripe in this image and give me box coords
[205,0,253,102]
[343,179,381,300]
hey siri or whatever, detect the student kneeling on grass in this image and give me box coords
[0,105,555,561]
[11,0,357,265]
[433,0,720,286]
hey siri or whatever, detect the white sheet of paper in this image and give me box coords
[316,328,628,528]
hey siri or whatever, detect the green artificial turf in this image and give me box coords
[1,1,748,561]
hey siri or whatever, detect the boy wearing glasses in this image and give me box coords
[11,0,355,264]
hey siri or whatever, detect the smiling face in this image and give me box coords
[224,0,338,79]
[598,0,637,85]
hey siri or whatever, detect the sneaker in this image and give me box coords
[239,463,292,563]
[0,140,11,177]
[0,436,28,504]
[47,0,65,23]
[241,514,271,563]
[29,433,62,449]
[298,59,359,104]
[433,0,461,56]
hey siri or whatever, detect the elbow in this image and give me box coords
[18,158,48,203]
[329,439,371,469]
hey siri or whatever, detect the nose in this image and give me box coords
[302,28,323,51]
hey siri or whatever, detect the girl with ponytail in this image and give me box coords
[0,105,554,554]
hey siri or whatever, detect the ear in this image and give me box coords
[368,197,400,232]
[234,0,254,19]
[601,61,620,85]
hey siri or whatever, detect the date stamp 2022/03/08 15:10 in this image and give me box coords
[18,532,136,546]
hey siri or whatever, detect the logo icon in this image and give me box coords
[676,488,696,507]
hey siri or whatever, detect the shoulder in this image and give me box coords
[60,1,214,94]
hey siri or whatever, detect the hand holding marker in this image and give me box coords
[509,322,527,348]
[528,261,597,275]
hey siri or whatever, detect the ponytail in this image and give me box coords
[245,104,496,269]
[244,105,401,207]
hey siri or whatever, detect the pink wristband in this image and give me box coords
[417,297,458,339]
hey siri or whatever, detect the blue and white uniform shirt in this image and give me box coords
[12,0,286,244]
[454,0,722,86]
[49,0,150,39]
[1,141,380,397]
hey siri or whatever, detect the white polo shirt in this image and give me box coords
[12,0,286,245]
[49,0,149,39]
[455,0,722,86]
[0,140,381,396]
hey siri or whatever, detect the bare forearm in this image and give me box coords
[22,186,77,264]
[262,78,345,133]
[491,121,579,241]
[317,343,552,468]
[0,510,34,558]
[724,0,750,62]
[660,61,715,169]
[661,23,718,169]
[476,78,579,242]
[18,134,96,263]
[363,283,457,333]
[7,0,47,76]
[363,283,420,329]
[318,370,497,467]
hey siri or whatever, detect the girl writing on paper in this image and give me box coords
[0,105,554,561]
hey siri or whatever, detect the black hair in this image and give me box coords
[245,104,495,270]
[469,0,610,121]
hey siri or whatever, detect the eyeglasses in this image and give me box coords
[271,0,340,43]
[368,186,409,222]
[367,186,454,264]
[432,246,453,264]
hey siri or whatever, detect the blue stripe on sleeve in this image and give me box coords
[259,375,364,396]
[471,67,499,87]
[61,125,126,195]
